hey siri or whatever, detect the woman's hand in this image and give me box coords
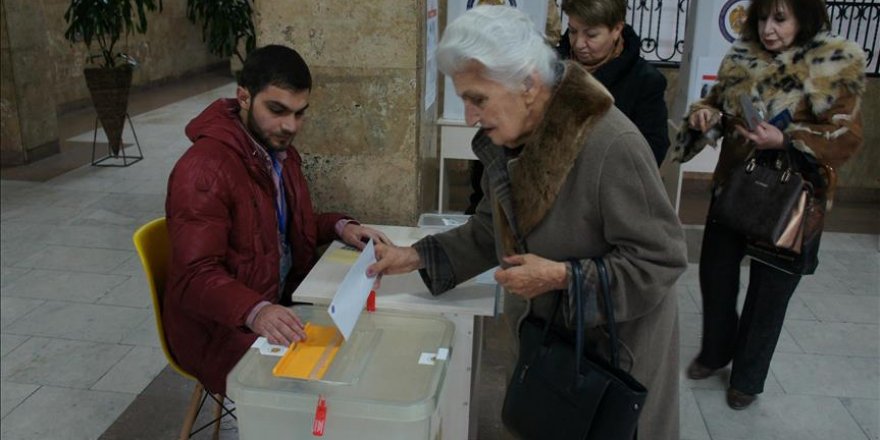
[735,121,786,150]
[367,243,423,279]
[688,108,721,133]
[340,224,391,250]
[494,254,568,299]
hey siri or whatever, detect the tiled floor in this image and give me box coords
[1,80,878,440]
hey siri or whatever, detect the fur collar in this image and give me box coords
[715,31,865,120]
[510,62,613,238]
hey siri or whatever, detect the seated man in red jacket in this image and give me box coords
[164,45,388,395]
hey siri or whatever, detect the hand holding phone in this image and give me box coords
[739,95,762,131]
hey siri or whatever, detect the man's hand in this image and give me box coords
[495,254,568,299]
[735,121,786,150]
[341,224,391,250]
[251,305,306,346]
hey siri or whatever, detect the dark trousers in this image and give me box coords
[696,218,802,394]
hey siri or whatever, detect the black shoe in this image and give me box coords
[686,360,716,380]
[726,387,757,410]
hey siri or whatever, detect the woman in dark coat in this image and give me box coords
[558,0,669,165]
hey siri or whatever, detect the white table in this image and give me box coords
[293,225,498,440]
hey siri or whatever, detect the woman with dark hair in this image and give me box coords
[673,0,865,410]
[558,0,669,166]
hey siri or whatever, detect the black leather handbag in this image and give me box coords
[711,151,808,249]
[501,258,646,440]
[712,150,826,275]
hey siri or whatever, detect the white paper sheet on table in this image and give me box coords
[328,239,376,340]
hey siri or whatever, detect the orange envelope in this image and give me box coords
[272,323,342,380]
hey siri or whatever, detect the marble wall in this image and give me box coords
[847,77,879,190]
[1,0,60,164]
[256,0,438,225]
[1,0,220,166]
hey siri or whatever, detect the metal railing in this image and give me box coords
[618,0,878,76]
[827,1,879,76]
[627,0,690,67]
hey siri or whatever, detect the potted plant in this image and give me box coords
[63,0,163,156]
[186,0,256,74]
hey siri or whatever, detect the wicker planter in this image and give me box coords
[83,65,133,155]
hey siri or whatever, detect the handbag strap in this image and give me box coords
[571,259,586,379]
[577,258,640,440]
[592,257,621,369]
[543,258,622,372]
[592,258,640,440]
[570,258,622,372]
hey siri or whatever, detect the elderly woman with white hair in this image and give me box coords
[369,5,686,439]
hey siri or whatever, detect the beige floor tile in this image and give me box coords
[42,224,137,250]
[0,242,49,268]
[800,292,880,325]
[772,353,880,399]
[0,267,30,288]
[0,297,44,329]
[14,245,132,274]
[0,381,39,419]
[841,398,880,440]
[1,337,131,388]
[2,269,128,303]
[694,390,867,440]
[3,301,150,344]
[0,334,29,357]
[109,254,147,277]
[91,346,168,394]
[680,386,711,440]
[0,386,134,440]
[97,276,152,308]
[119,313,162,349]
[785,320,880,358]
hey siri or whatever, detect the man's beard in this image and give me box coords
[246,110,291,152]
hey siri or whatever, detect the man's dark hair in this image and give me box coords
[238,45,312,96]
[742,0,830,47]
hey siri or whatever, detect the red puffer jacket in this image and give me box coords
[163,98,347,394]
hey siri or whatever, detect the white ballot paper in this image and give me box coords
[328,239,376,340]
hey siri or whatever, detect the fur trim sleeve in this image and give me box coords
[790,35,866,166]
[789,90,863,168]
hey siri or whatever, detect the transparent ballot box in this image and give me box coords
[227,305,454,439]
[417,213,471,232]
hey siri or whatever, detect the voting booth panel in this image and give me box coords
[227,306,453,440]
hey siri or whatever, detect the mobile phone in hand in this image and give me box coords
[739,95,762,131]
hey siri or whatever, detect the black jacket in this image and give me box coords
[558,25,669,165]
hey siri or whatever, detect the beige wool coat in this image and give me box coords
[414,62,688,439]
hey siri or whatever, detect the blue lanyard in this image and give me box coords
[270,154,287,238]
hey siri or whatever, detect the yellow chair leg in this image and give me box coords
[179,382,204,440]
[212,394,223,440]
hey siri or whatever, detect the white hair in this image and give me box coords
[436,5,559,90]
